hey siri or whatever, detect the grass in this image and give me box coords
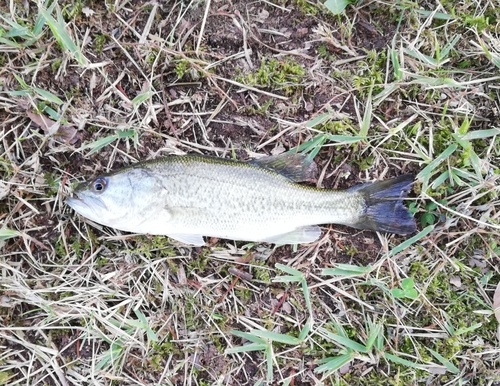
[0,0,499,385]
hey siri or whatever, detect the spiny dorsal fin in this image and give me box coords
[248,153,317,182]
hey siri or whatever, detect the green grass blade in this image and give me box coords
[441,34,461,60]
[226,343,268,353]
[13,73,29,89]
[305,112,332,128]
[298,318,313,342]
[132,90,152,106]
[117,129,135,139]
[417,143,458,181]
[324,0,350,15]
[250,330,301,345]
[459,128,500,140]
[314,352,354,374]
[319,328,368,353]
[38,8,86,65]
[430,171,450,189]
[5,25,31,39]
[322,264,372,276]
[134,310,158,342]
[390,48,402,80]
[414,9,453,20]
[0,37,22,48]
[388,225,435,257]
[404,48,437,67]
[365,324,382,351]
[84,135,118,155]
[302,279,312,317]
[33,12,47,36]
[383,352,427,370]
[427,347,459,374]
[326,134,366,143]
[96,342,124,370]
[0,228,20,241]
[272,276,303,283]
[275,263,302,277]
[265,345,273,382]
[296,134,328,160]
[34,87,64,105]
[229,330,266,345]
[359,88,372,138]
[454,323,482,336]
[41,105,61,121]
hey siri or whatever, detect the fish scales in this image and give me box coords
[134,156,362,232]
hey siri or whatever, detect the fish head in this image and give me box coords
[67,169,162,230]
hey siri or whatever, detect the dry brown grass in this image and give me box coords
[0,0,499,385]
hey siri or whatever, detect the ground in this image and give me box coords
[0,0,500,385]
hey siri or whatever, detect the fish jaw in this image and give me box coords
[66,194,108,223]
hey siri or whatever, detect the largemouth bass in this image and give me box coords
[67,153,416,246]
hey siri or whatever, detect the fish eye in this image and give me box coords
[92,177,107,193]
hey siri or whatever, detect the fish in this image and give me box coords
[66,153,417,246]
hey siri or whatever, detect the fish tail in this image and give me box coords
[350,174,417,235]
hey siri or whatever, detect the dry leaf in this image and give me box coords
[339,362,351,375]
[177,264,187,285]
[256,9,269,22]
[57,124,80,144]
[428,366,447,375]
[82,6,95,17]
[27,111,58,134]
[27,112,80,144]
[449,276,462,288]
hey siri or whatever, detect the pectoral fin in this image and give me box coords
[167,233,205,246]
[260,225,322,244]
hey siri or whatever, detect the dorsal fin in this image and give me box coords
[248,153,317,182]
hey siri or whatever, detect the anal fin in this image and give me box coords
[167,233,205,246]
[260,225,322,244]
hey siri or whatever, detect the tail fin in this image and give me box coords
[349,174,417,235]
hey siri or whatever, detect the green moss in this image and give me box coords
[96,257,109,269]
[0,370,14,384]
[463,15,490,32]
[51,58,62,72]
[409,262,430,282]
[44,172,60,197]
[94,34,108,53]
[55,238,67,258]
[351,154,374,171]
[252,262,272,283]
[342,243,359,257]
[353,50,387,95]
[128,235,178,259]
[174,59,189,79]
[237,58,306,96]
[235,288,252,303]
[292,0,322,15]
[62,1,84,20]
[55,234,91,259]
[317,44,329,59]
[186,248,210,274]
[245,98,273,116]
[318,119,356,135]
[434,335,463,358]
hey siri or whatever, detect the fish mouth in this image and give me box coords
[67,193,108,216]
